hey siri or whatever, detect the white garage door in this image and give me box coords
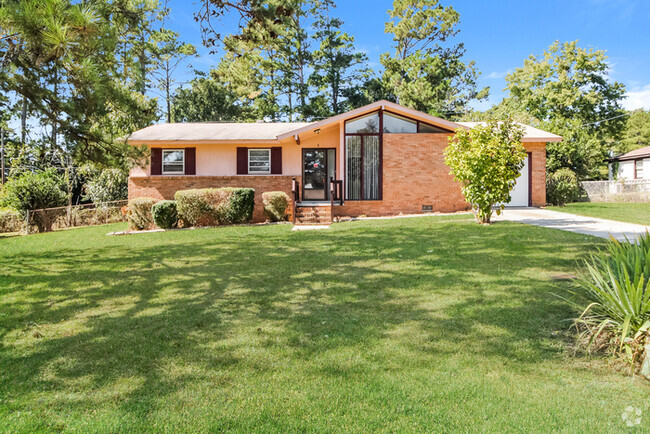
[506,155,530,207]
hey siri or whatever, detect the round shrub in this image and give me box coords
[152,200,178,229]
[262,191,289,222]
[127,197,158,230]
[546,168,581,206]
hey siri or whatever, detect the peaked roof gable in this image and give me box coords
[276,100,461,140]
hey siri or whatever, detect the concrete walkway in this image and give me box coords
[494,207,650,241]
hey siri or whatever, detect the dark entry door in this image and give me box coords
[303,149,335,201]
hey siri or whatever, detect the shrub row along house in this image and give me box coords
[128,101,561,224]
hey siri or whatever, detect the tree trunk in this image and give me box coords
[166,61,171,123]
[21,96,27,144]
[52,68,58,150]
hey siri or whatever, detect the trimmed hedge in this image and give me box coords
[152,200,178,229]
[0,207,24,233]
[262,191,289,222]
[127,197,158,230]
[223,188,255,224]
[175,187,255,227]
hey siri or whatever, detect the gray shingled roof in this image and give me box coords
[612,145,650,161]
[128,122,314,141]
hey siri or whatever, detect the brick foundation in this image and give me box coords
[128,175,299,222]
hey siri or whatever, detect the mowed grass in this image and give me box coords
[1,216,648,432]
[547,202,650,226]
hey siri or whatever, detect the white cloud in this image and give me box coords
[486,70,511,80]
[622,85,650,111]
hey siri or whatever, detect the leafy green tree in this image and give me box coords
[174,71,255,122]
[444,121,526,224]
[381,0,488,117]
[620,109,650,154]
[0,0,158,167]
[500,40,626,178]
[2,169,66,232]
[83,169,128,205]
[210,0,363,121]
[196,0,295,47]
[309,0,369,117]
[151,29,197,122]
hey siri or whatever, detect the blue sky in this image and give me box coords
[166,0,650,112]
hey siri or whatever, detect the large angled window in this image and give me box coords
[382,111,449,133]
[345,112,381,200]
[383,112,417,133]
[345,112,380,134]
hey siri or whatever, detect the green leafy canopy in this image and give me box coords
[444,120,526,224]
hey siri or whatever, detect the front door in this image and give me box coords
[303,149,336,201]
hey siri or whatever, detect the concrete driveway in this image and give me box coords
[494,207,650,241]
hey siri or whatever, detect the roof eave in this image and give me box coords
[522,136,563,143]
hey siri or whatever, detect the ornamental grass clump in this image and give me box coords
[570,232,650,376]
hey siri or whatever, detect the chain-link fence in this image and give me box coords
[580,180,650,203]
[16,200,129,234]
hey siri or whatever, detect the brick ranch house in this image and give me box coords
[128,100,561,223]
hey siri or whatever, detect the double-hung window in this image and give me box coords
[249,149,271,174]
[162,149,185,174]
[636,160,644,179]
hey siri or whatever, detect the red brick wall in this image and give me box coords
[128,175,299,222]
[526,142,546,207]
[335,135,547,218]
[336,133,469,217]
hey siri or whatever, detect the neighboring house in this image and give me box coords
[128,100,561,223]
[611,146,650,180]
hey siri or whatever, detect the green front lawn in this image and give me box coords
[547,202,650,225]
[1,217,648,431]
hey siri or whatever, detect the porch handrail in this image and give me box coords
[329,177,343,206]
[291,177,300,223]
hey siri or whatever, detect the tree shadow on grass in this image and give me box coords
[0,219,603,425]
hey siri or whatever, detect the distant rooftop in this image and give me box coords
[612,145,650,161]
